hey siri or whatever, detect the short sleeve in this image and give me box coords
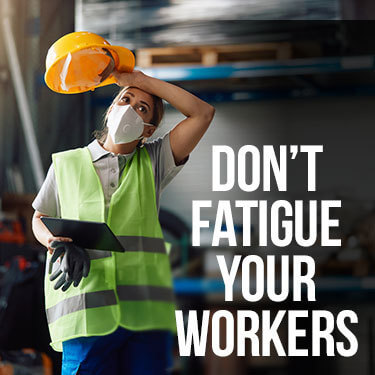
[32,163,61,218]
[144,131,189,212]
[145,131,189,191]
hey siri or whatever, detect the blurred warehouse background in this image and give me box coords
[1,0,375,374]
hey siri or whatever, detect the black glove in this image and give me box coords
[49,241,91,292]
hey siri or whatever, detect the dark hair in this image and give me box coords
[93,86,164,143]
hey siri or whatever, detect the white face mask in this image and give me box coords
[107,104,155,144]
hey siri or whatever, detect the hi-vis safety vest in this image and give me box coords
[45,146,176,352]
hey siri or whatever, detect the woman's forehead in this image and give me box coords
[123,87,153,104]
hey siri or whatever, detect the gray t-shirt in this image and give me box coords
[32,132,188,219]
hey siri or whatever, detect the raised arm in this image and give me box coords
[112,70,215,164]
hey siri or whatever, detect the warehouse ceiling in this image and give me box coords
[75,1,375,97]
[76,0,342,48]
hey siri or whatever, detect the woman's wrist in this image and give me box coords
[133,70,149,89]
[133,72,167,99]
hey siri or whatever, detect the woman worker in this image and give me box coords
[31,68,215,374]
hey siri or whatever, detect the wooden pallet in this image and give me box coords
[136,42,293,67]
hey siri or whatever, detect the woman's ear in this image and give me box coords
[144,125,156,138]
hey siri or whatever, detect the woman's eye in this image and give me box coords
[120,97,130,103]
[139,105,148,113]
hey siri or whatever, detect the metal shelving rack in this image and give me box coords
[140,55,375,81]
[135,54,375,102]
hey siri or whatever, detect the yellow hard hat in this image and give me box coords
[44,31,135,94]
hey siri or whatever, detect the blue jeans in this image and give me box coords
[62,327,173,375]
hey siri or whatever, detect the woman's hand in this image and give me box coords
[47,236,73,255]
[32,210,73,254]
[112,69,145,88]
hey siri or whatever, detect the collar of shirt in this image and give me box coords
[87,139,136,163]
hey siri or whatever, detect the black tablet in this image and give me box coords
[41,217,125,252]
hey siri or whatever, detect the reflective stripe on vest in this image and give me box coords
[87,249,112,260]
[47,146,176,351]
[87,236,167,260]
[46,290,117,324]
[117,236,167,254]
[46,285,175,324]
[117,285,175,303]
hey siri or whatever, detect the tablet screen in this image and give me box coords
[41,217,125,252]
